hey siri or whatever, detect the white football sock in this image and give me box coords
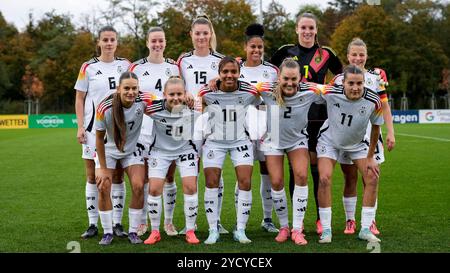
[319,207,332,231]
[343,196,357,221]
[128,208,142,233]
[184,193,198,231]
[361,206,376,229]
[260,174,273,220]
[271,188,289,228]
[99,210,113,234]
[147,195,162,231]
[292,185,308,230]
[85,182,98,226]
[163,181,177,225]
[204,187,218,231]
[111,182,126,225]
[237,189,252,230]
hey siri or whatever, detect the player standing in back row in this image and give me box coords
[130,26,180,237]
[177,15,228,235]
[75,26,130,239]
[270,12,343,235]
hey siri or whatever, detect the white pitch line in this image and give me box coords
[397,133,450,142]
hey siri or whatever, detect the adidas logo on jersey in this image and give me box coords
[334,103,340,108]
[243,153,250,158]
[299,141,305,146]
[143,71,150,76]
[187,64,194,69]
[96,70,102,75]
[240,74,245,78]
[160,119,167,123]
[189,162,196,167]
[212,100,220,105]
[206,208,213,213]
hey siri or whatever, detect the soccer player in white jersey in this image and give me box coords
[95,71,165,245]
[74,26,130,239]
[143,77,201,245]
[256,58,322,245]
[177,15,228,235]
[332,38,395,236]
[130,27,180,237]
[236,23,280,233]
[316,65,383,244]
[199,57,260,244]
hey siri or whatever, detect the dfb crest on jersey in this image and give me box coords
[319,145,326,154]
[263,70,269,79]
[211,62,218,70]
[238,96,244,104]
[207,150,214,159]
[366,78,373,86]
[150,158,158,168]
[136,107,143,117]
[165,68,172,77]
[299,97,304,103]
[359,106,367,116]
[117,66,123,73]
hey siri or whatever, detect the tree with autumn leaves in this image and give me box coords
[0,0,449,113]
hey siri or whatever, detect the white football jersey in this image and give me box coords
[95,93,164,158]
[130,57,180,142]
[318,84,383,151]
[199,81,260,148]
[331,70,388,146]
[177,50,225,96]
[239,61,278,85]
[130,58,179,97]
[74,57,131,132]
[257,82,322,149]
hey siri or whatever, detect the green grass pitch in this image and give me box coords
[0,124,449,253]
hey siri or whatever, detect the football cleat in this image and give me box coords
[128,232,143,244]
[316,219,323,235]
[359,228,381,243]
[81,224,98,239]
[218,222,229,234]
[291,229,308,245]
[98,233,113,246]
[113,223,128,238]
[233,229,252,244]
[275,227,290,243]
[344,220,356,234]
[144,230,161,245]
[137,224,148,236]
[185,230,200,244]
[318,228,332,244]
[261,219,279,233]
[164,223,178,236]
[204,229,220,245]
[370,220,380,235]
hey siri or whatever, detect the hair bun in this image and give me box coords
[245,23,264,37]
